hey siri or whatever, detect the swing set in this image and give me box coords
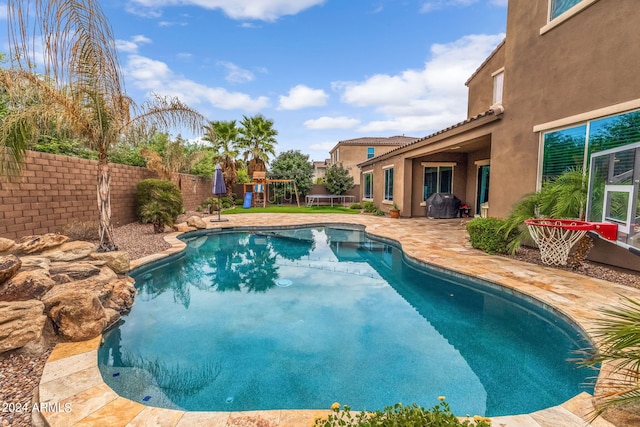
[243,171,300,208]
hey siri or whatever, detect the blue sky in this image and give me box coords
[1,0,507,162]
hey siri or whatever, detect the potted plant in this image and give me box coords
[390,202,400,219]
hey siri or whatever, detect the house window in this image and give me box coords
[422,163,454,201]
[550,0,582,20]
[363,172,373,199]
[492,69,504,105]
[367,147,375,159]
[384,167,394,201]
[541,109,640,182]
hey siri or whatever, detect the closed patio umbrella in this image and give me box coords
[211,164,229,222]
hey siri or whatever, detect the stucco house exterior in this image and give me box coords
[358,0,640,268]
[329,136,416,185]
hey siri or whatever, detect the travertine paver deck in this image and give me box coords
[37,214,639,426]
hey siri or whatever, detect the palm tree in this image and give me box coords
[238,115,277,178]
[0,0,205,251]
[202,120,240,197]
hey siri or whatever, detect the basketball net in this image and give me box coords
[526,222,588,266]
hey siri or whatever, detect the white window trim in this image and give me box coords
[383,167,394,202]
[533,99,640,133]
[474,159,490,166]
[421,162,457,167]
[362,171,374,201]
[492,68,504,106]
[541,0,600,35]
[421,163,455,203]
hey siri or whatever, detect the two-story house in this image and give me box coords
[358,0,640,270]
[329,136,416,185]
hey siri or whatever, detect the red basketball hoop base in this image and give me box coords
[524,219,619,266]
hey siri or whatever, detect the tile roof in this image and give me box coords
[329,136,418,154]
[358,107,504,167]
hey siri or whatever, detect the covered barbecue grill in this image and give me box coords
[425,193,462,219]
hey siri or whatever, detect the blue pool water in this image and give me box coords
[98,226,595,416]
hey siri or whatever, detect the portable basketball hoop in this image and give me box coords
[524,219,618,266]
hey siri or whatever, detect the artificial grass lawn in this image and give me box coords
[222,205,359,215]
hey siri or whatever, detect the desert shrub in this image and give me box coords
[350,203,362,210]
[467,217,516,254]
[315,401,491,427]
[362,201,376,213]
[136,179,183,233]
[58,220,100,241]
[373,208,385,216]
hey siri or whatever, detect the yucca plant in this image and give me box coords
[580,296,640,420]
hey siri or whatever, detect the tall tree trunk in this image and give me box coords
[248,158,265,179]
[97,154,117,251]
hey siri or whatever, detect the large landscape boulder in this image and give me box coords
[0,254,22,284]
[0,238,17,254]
[40,241,96,262]
[90,251,131,274]
[186,215,208,229]
[0,269,56,301]
[0,300,47,353]
[18,234,69,254]
[0,233,138,352]
[41,270,135,341]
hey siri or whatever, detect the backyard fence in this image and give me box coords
[0,151,213,240]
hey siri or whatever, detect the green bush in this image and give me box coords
[315,401,491,427]
[136,179,184,233]
[373,208,385,216]
[466,217,516,254]
[350,203,362,210]
[362,201,376,213]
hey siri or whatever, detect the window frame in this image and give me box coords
[492,68,504,106]
[362,171,373,200]
[367,147,375,159]
[383,166,394,202]
[421,162,456,201]
[541,0,600,34]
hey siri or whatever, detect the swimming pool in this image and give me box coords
[98,226,595,417]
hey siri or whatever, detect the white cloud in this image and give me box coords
[124,54,269,111]
[129,0,326,22]
[278,85,328,110]
[309,141,337,152]
[304,116,360,130]
[115,35,152,53]
[334,33,505,133]
[0,4,7,20]
[218,61,255,84]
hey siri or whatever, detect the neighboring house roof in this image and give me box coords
[358,107,504,168]
[329,135,417,153]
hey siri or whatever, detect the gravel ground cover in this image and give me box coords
[0,215,637,426]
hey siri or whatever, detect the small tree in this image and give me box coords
[269,150,314,196]
[324,164,355,195]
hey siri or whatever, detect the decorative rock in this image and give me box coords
[49,262,101,281]
[0,300,46,353]
[46,294,106,341]
[102,277,136,312]
[0,270,55,302]
[18,256,51,272]
[0,255,22,284]
[174,223,195,232]
[186,216,208,229]
[90,251,131,274]
[0,237,17,254]
[18,234,69,254]
[41,272,134,341]
[40,241,96,262]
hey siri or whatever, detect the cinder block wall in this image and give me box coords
[0,151,213,240]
